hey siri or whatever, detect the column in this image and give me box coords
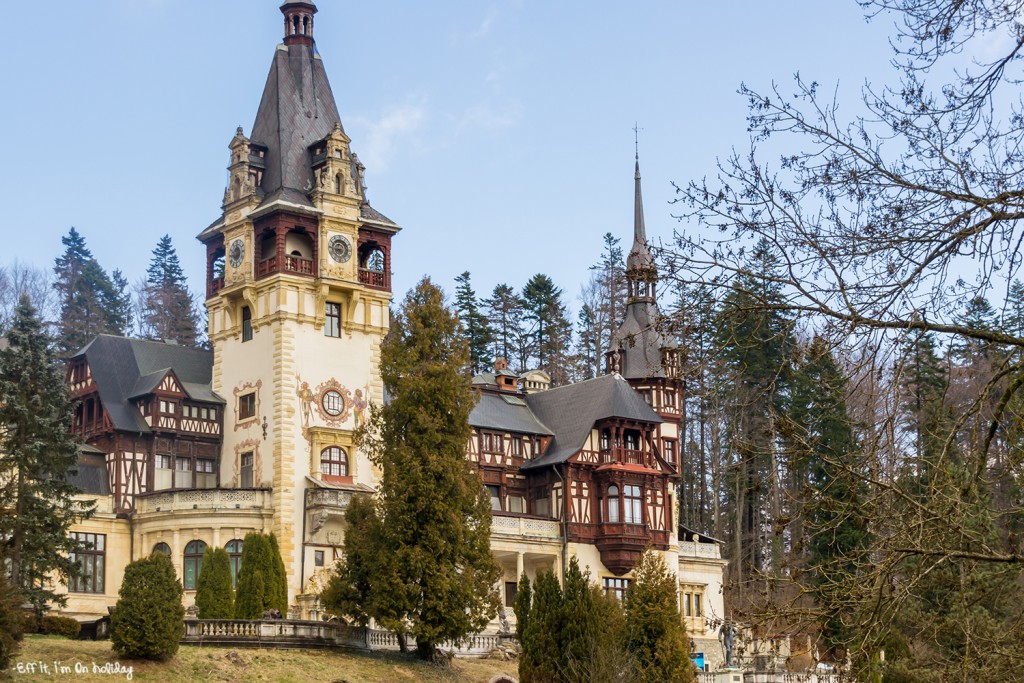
[516,552,524,581]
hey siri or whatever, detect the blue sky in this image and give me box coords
[0,1,896,313]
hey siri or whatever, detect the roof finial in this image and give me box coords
[633,122,642,162]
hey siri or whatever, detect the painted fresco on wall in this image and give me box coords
[296,375,370,442]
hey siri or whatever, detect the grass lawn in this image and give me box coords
[5,635,518,682]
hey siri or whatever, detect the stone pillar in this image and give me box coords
[516,552,524,581]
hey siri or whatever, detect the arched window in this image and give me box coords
[624,485,643,524]
[226,539,244,588]
[334,173,342,194]
[183,540,207,590]
[320,446,348,477]
[152,542,171,557]
[606,485,619,523]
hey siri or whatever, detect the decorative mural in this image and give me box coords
[296,374,369,443]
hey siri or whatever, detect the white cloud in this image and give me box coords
[458,102,523,132]
[352,102,427,173]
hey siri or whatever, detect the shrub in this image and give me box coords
[38,615,81,638]
[195,546,234,619]
[0,573,25,670]
[111,553,185,661]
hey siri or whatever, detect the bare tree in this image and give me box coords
[0,261,54,332]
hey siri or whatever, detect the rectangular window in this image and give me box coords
[239,392,256,420]
[663,439,676,464]
[314,550,325,567]
[505,581,518,607]
[175,458,193,489]
[69,532,105,594]
[195,459,216,489]
[664,390,677,408]
[684,593,692,617]
[154,454,173,490]
[602,577,630,603]
[241,306,253,342]
[240,452,254,488]
[160,400,176,414]
[325,302,341,338]
[694,593,702,618]
[510,439,522,457]
[534,496,550,518]
[508,496,525,513]
[487,485,502,511]
[624,485,643,524]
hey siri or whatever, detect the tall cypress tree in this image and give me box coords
[139,235,200,346]
[519,568,563,683]
[454,271,494,375]
[0,296,95,612]
[332,278,500,659]
[195,546,234,619]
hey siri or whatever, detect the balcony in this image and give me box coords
[358,268,390,290]
[257,255,315,279]
[491,513,561,541]
[208,276,225,297]
[599,448,646,465]
[135,488,271,514]
[678,539,722,560]
[305,488,354,512]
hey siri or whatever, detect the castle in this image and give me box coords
[59,0,726,666]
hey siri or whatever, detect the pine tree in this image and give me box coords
[953,295,997,361]
[109,269,134,336]
[139,235,200,346]
[52,228,122,355]
[485,283,529,372]
[454,271,494,375]
[588,232,627,365]
[332,278,500,659]
[520,568,563,683]
[624,549,694,683]
[522,274,574,385]
[195,546,234,619]
[0,296,95,613]
[0,567,24,670]
[110,553,185,661]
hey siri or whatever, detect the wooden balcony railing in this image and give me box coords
[257,255,315,278]
[358,268,389,290]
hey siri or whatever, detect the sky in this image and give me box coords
[0,0,898,317]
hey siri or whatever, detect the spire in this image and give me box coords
[626,149,655,276]
[281,2,317,48]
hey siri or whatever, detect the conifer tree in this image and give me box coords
[52,228,123,355]
[624,549,694,683]
[322,494,388,626]
[485,283,529,371]
[267,533,289,615]
[560,557,598,678]
[0,296,95,613]
[110,553,184,661]
[139,235,200,346]
[195,546,234,619]
[513,572,532,643]
[454,271,494,375]
[522,274,574,385]
[332,278,500,659]
[519,568,563,683]
[0,567,24,670]
[234,532,276,618]
[109,269,134,336]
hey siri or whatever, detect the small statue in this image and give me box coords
[719,617,737,668]
[498,608,511,635]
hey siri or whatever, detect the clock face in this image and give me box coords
[321,389,345,416]
[228,239,245,268]
[328,235,352,263]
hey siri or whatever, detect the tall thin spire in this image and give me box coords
[626,127,654,276]
[634,153,647,248]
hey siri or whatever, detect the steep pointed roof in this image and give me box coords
[251,3,342,207]
[626,156,655,273]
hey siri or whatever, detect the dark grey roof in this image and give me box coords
[251,44,342,207]
[72,335,223,432]
[360,203,399,230]
[71,451,110,496]
[626,158,655,273]
[522,374,661,469]
[612,301,673,379]
[470,391,553,436]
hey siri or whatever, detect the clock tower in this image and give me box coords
[197,0,399,611]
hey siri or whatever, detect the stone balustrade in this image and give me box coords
[181,619,516,658]
[135,488,271,514]
[678,539,723,559]
[697,672,844,683]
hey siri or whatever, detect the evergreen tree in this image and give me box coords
[195,546,234,619]
[624,549,694,683]
[109,269,134,336]
[559,557,599,681]
[52,228,122,355]
[522,274,574,385]
[331,278,500,659]
[519,568,563,683]
[110,553,185,661]
[953,295,997,360]
[0,296,95,613]
[588,232,627,365]
[574,303,599,380]
[234,532,276,618]
[322,494,389,626]
[901,329,951,473]
[0,567,24,671]
[139,235,200,346]
[785,337,871,652]
[267,532,288,616]
[485,283,529,372]
[513,572,532,643]
[454,271,494,375]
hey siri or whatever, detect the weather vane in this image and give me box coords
[633,122,643,159]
